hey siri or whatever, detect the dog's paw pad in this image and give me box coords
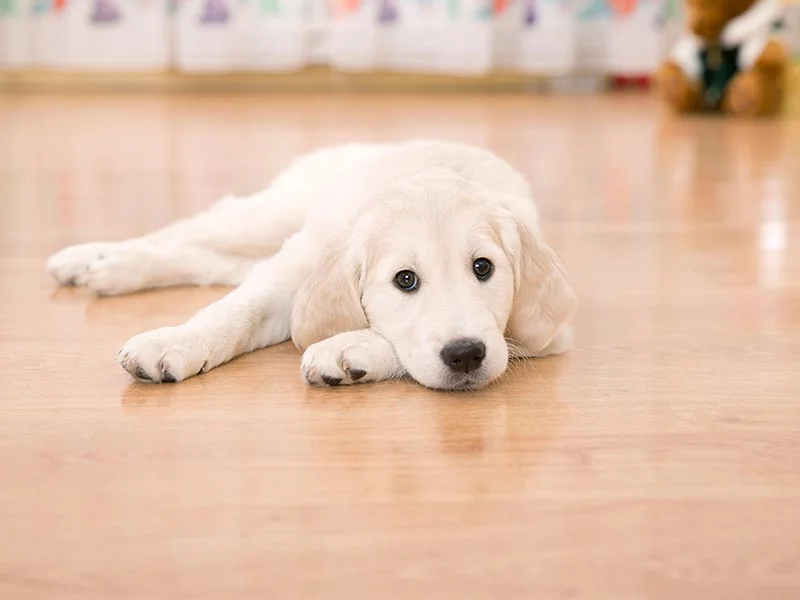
[347,368,367,381]
[134,366,153,382]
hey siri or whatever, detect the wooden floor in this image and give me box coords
[1,91,799,600]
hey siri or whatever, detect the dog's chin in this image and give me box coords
[446,380,486,392]
[415,370,495,393]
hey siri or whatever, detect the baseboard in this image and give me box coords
[787,60,800,116]
[0,66,608,94]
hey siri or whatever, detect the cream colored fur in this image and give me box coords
[47,140,576,391]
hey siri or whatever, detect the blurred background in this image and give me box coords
[0,0,798,95]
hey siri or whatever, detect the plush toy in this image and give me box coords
[657,0,789,116]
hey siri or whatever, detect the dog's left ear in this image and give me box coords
[503,208,577,357]
[290,236,368,352]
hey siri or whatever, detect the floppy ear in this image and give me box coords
[290,237,368,352]
[505,212,577,357]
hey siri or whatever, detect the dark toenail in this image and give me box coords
[348,369,367,381]
[135,366,152,381]
[322,376,342,386]
[161,373,176,383]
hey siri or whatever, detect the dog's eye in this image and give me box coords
[473,258,494,281]
[393,270,419,292]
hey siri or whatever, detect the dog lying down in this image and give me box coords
[47,140,577,391]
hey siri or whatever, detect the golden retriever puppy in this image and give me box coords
[47,140,576,391]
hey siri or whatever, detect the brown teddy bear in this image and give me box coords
[657,0,789,116]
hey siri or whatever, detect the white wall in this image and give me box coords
[0,0,697,75]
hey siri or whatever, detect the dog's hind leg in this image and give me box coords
[55,245,259,296]
[47,189,305,294]
[135,190,306,258]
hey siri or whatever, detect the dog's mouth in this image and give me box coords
[449,380,483,392]
[427,373,490,393]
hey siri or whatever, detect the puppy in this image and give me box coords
[47,140,577,391]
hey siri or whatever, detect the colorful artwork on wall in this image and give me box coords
[0,0,17,18]
[329,0,362,16]
[200,0,229,23]
[91,0,122,23]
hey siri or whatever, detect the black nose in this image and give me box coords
[440,338,486,374]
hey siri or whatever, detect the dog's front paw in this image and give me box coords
[300,331,402,387]
[47,242,119,286]
[301,339,374,387]
[119,327,210,383]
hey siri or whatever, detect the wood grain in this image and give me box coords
[0,91,798,600]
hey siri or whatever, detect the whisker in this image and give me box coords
[504,336,529,360]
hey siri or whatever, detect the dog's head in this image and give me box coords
[684,0,755,41]
[291,171,576,391]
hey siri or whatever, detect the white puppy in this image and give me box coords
[47,140,577,391]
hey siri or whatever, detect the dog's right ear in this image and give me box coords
[290,236,368,351]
